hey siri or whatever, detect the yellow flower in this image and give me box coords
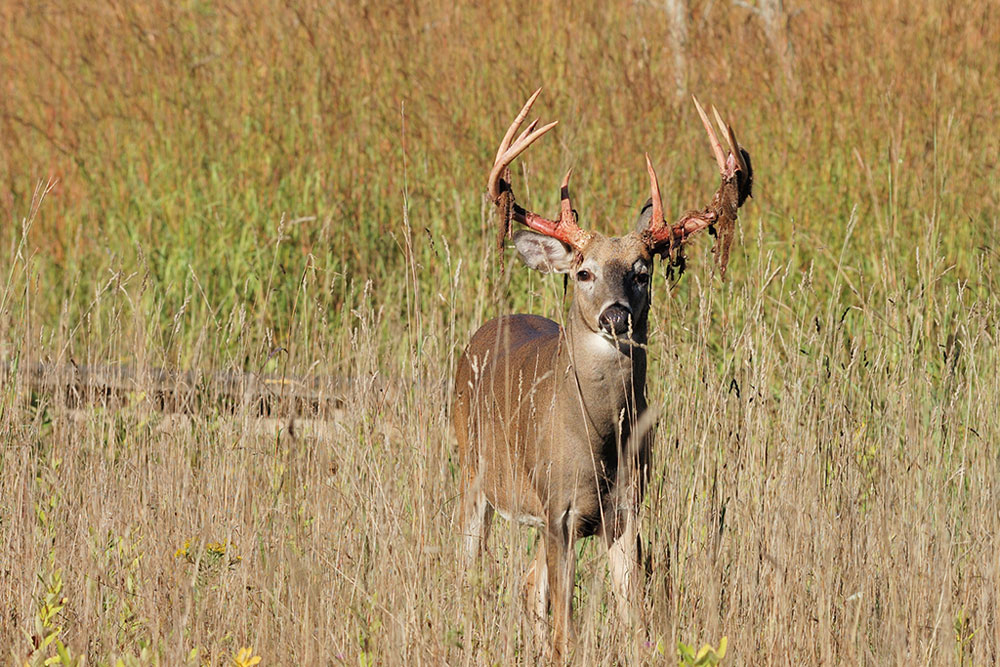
[232,646,261,667]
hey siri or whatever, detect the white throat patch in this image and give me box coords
[582,330,622,356]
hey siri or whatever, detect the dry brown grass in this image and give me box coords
[2,0,1000,664]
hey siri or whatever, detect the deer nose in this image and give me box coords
[599,304,632,336]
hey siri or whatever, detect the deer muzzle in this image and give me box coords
[599,304,633,337]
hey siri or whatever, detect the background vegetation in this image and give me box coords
[1,0,998,663]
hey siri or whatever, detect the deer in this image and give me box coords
[452,89,752,657]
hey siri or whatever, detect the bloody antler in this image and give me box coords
[642,97,753,276]
[487,89,593,253]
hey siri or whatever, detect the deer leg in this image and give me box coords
[546,508,577,659]
[461,473,493,565]
[524,538,550,643]
[607,510,645,631]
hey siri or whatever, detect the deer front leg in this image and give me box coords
[461,471,493,565]
[546,508,577,659]
[524,540,550,645]
[607,509,645,633]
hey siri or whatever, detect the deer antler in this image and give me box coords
[643,97,753,276]
[488,89,593,253]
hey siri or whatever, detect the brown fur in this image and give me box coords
[453,231,655,656]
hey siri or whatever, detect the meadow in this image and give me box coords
[1,0,999,663]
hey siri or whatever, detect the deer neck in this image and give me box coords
[560,302,648,440]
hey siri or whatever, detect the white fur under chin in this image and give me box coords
[585,331,629,356]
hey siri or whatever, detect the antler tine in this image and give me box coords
[644,153,666,233]
[728,124,748,176]
[495,87,542,164]
[560,168,574,223]
[513,118,540,150]
[710,105,730,153]
[692,96,726,173]
[488,120,558,200]
[712,105,748,176]
[499,120,558,167]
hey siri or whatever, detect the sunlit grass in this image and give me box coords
[1,0,999,663]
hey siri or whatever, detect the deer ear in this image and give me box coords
[633,197,654,233]
[512,230,576,274]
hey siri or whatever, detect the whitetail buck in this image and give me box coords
[453,89,752,656]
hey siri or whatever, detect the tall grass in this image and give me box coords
[1,0,998,663]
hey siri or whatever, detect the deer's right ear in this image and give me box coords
[512,230,576,274]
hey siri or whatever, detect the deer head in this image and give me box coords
[487,88,753,349]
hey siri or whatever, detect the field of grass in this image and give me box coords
[2,0,999,663]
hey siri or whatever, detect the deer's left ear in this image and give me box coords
[513,230,576,274]
[633,197,654,233]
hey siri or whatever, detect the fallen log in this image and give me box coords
[1,361,373,420]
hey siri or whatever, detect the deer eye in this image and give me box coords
[633,272,649,286]
[576,269,593,282]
